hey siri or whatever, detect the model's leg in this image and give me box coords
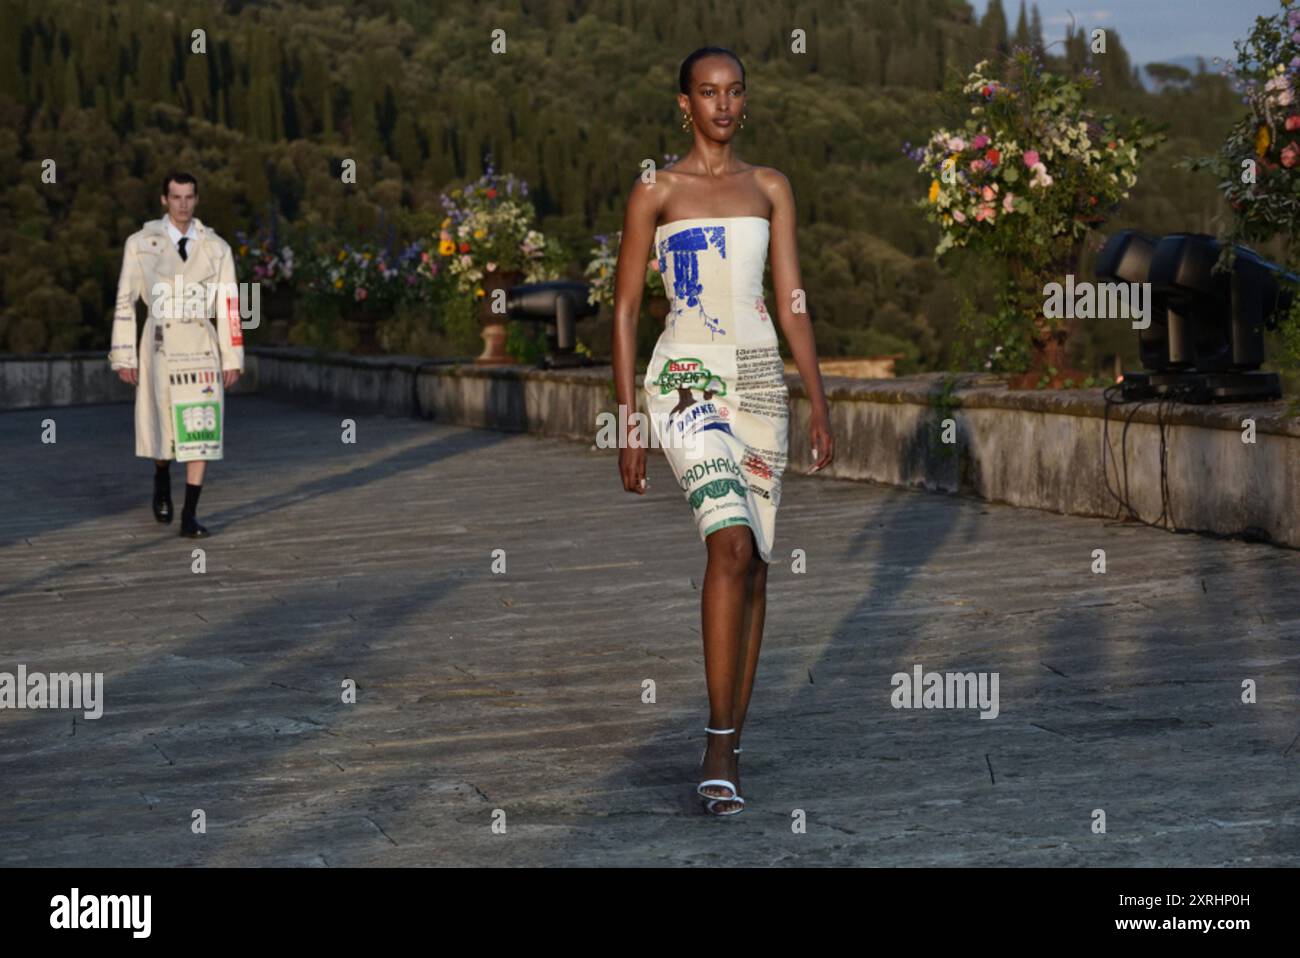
[731,532,769,751]
[698,523,752,802]
[179,460,210,537]
[152,459,174,523]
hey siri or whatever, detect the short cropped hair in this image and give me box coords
[161,172,199,196]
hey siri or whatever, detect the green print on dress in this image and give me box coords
[651,357,726,396]
[687,478,748,510]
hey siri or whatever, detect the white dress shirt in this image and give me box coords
[165,217,196,256]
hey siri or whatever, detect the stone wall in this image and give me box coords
[5,347,1297,548]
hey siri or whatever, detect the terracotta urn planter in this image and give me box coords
[1004,247,1090,390]
[476,269,524,364]
[340,301,388,355]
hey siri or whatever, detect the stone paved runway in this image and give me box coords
[1,396,1297,866]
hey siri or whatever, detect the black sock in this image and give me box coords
[154,462,171,494]
[182,483,202,521]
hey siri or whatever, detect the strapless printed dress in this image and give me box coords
[643,216,790,562]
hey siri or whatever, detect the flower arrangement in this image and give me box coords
[302,238,425,311]
[912,55,1158,260]
[583,231,665,309]
[909,48,1164,385]
[234,226,295,293]
[1180,0,1300,395]
[433,155,566,297]
[1185,3,1300,243]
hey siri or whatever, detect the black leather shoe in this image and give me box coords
[152,487,173,523]
[179,515,209,538]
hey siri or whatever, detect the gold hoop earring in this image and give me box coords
[681,112,692,133]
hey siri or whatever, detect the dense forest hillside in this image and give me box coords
[0,0,1244,375]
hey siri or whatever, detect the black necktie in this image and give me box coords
[177,237,188,261]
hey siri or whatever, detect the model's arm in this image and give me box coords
[213,242,244,385]
[612,177,660,495]
[762,169,834,472]
[109,237,143,384]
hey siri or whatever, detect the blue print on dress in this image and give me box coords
[659,225,727,339]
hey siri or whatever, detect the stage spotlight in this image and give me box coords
[1095,230,1289,402]
[506,280,600,369]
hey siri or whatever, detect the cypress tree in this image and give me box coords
[1030,3,1045,53]
[980,0,1009,60]
[1012,1,1031,50]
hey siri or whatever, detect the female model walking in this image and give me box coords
[612,47,835,815]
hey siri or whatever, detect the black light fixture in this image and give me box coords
[1095,230,1289,402]
[505,280,600,369]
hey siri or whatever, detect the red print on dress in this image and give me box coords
[743,451,772,480]
[755,297,771,322]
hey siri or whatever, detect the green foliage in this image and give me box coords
[505,319,547,364]
[927,371,962,461]
[0,0,1253,390]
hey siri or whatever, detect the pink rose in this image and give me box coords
[1002,192,1015,213]
[486,261,498,272]
[1023,150,1040,168]
[981,184,998,201]
[1287,115,1300,132]
[1282,141,1300,169]
[972,134,990,149]
[971,159,987,173]
[355,287,368,301]
[952,209,967,223]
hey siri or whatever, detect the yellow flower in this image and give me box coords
[362,252,372,260]
[599,266,607,277]
[441,217,451,229]
[1256,125,1271,156]
[473,229,486,240]
[929,179,941,203]
[239,244,248,255]
[337,250,346,262]
[439,239,456,256]
[334,278,344,288]
[475,287,485,297]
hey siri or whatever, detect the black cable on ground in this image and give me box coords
[1100,380,1199,535]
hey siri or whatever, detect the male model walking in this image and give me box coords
[108,172,244,537]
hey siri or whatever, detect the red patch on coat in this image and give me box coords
[227,296,243,346]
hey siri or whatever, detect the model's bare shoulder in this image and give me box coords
[752,165,793,201]
[625,170,671,223]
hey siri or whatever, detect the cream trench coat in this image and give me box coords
[108,217,244,461]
